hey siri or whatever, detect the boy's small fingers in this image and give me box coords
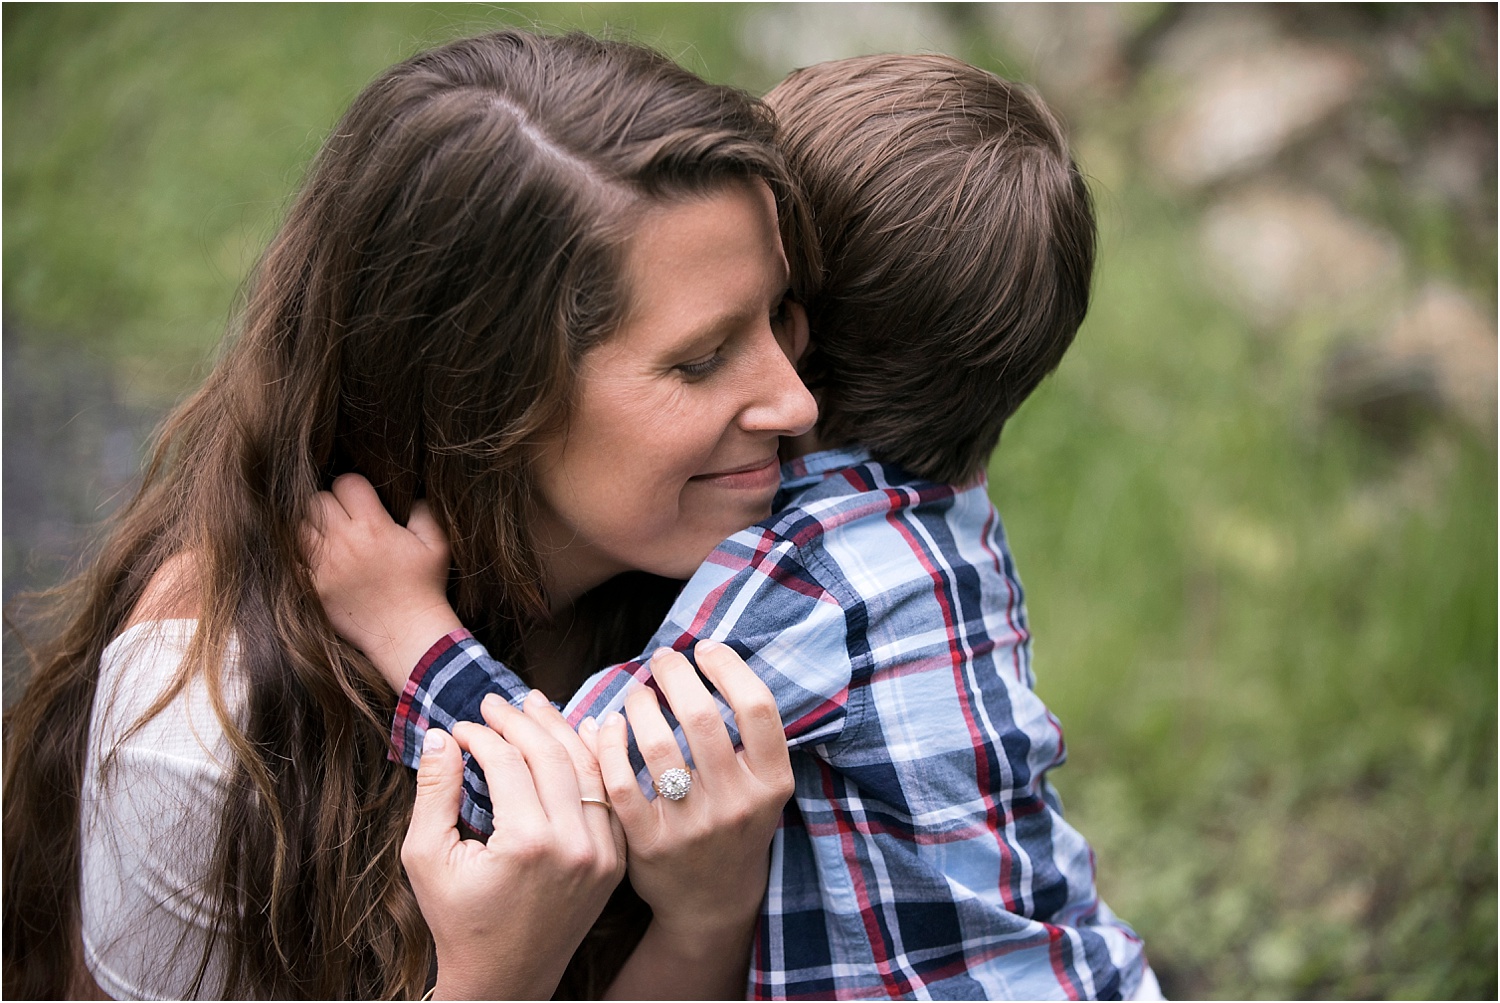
[313,486,351,524]
[406,500,451,557]
[330,472,392,525]
[303,493,348,573]
[309,491,337,528]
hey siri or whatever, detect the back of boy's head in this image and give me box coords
[766,54,1095,485]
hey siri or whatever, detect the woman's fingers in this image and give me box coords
[590,712,655,837]
[647,647,739,779]
[479,695,586,826]
[451,720,547,833]
[517,691,604,793]
[517,692,624,863]
[692,639,792,783]
[623,683,692,801]
[402,728,463,867]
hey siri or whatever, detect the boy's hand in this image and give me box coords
[305,473,461,693]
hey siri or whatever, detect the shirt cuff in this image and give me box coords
[389,628,473,768]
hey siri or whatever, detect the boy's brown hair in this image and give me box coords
[766,54,1095,484]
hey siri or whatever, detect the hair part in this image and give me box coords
[766,53,1096,485]
[4,29,803,999]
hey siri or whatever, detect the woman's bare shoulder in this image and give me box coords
[121,551,201,632]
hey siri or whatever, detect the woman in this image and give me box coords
[2,29,813,999]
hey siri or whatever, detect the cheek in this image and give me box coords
[564,380,748,560]
[603,395,724,489]
[567,408,700,527]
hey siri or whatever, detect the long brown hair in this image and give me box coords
[3,29,806,999]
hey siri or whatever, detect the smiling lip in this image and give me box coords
[690,454,781,491]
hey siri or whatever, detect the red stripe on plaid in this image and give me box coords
[391,629,471,760]
[1046,923,1086,1000]
[817,762,916,998]
[978,507,1030,684]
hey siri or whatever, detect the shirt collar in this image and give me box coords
[779,446,873,493]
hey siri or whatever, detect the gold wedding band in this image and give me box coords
[579,796,613,809]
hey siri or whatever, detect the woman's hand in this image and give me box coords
[581,640,794,999]
[304,473,462,692]
[403,692,625,1000]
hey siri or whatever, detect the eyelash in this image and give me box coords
[676,353,726,379]
[676,298,792,380]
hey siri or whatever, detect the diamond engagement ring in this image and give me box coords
[655,767,692,801]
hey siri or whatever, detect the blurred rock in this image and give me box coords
[1381,284,1497,433]
[1146,41,1366,187]
[982,3,1146,115]
[1322,342,1442,448]
[1200,186,1404,329]
[736,3,960,75]
[1322,284,1497,441]
[1151,4,1282,79]
[1412,123,1495,213]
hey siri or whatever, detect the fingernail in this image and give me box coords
[580,716,598,734]
[697,638,724,653]
[524,688,548,710]
[481,693,503,713]
[651,647,673,663]
[423,729,447,754]
[601,710,625,729]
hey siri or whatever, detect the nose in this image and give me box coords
[740,323,818,437]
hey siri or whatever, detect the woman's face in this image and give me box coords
[533,180,817,602]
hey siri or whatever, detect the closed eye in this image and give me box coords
[675,351,727,379]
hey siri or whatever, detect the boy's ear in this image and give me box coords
[784,299,811,364]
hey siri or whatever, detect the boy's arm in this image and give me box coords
[396,533,855,836]
[388,630,552,834]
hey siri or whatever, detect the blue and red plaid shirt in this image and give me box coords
[391,448,1150,999]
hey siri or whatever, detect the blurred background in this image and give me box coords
[4,4,1494,998]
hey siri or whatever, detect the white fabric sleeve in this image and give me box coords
[79,620,239,1001]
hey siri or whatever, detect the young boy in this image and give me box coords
[325,55,1157,1000]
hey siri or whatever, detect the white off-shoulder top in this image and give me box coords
[80,620,240,1000]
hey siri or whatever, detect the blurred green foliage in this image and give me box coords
[998,185,1496,998]
[4,4,1494,998]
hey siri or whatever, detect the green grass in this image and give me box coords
[5,5,1495,998]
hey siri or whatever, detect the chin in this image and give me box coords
[651,531,745,579]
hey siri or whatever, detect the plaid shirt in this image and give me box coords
[391,448,1149,999]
